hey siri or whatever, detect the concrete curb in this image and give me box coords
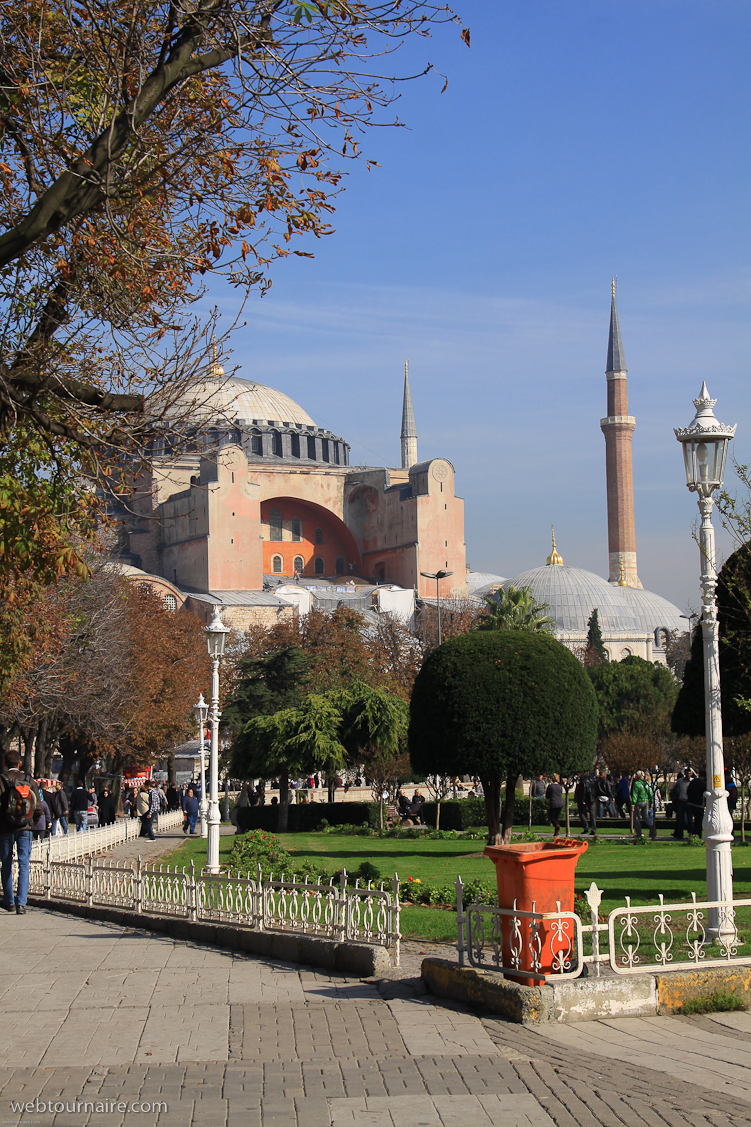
[422,957,751,1022]
[27,895,393,977]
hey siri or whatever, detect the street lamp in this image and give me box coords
[675,383,736,932]
[420,570,454,646]
[204,606,229,875]
[192,693,209,838]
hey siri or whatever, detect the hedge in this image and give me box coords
[235,802,371,834]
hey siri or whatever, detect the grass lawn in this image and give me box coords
[160,828,751,944]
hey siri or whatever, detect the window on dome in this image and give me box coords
[315,527,323,544]
[321,438,330,462]
[251,429,262,455]
[335,556,345,575]
[269,507,283,541]
[291,518,301,542]
[272,555,283,574]
[307,436,317,460]
[333,443,340,465]
[655,628,669,649]
[291,433,300,458]
[294,556,304,574]
[271,430,282,457]
[314,556,325,575]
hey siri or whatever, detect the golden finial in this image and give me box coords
[546,525,564,566]
[612,276,616,299]
[617,556,627,586]
[210,335,224,378]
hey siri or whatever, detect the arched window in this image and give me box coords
[291,517,302,542]
[620,648,632,659]
[272,555,283,574]
[315,526,323,544]
[314,557,325,575]
[307,435,317,460]
[321,438,330,462]
[333,443,340,465]
[271,429,282,457]
[291,433,300,459]
[251,429,263,455]
[654,627,669,648]
[163,594,177,612]
[269,507,283,541]
[293,555,304,574]
[335,556,346,575]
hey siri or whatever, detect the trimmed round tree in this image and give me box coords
[409,630,598,843]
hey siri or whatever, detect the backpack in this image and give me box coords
[1,771,36,830]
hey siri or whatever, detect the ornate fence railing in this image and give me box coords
[27,856,401,962]
[457,876,751,981]
[30,810,185,862]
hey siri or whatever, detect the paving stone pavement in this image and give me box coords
[2,908,751,1127]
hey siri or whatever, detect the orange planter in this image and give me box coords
[483,839,588,983]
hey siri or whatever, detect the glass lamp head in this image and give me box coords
[674,383,736,495]
[204,605,230,658]
[193,692,208,726]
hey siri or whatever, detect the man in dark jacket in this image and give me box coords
[183,789,199,834]
[670,772,689,839]
[70,781,90,832]
[0,749,43,914]
[166,784,179,811]
[99,789,116,826]
[686,769,706,836]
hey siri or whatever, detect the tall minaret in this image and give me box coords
[400,360,418,469]
[600,280,642,587]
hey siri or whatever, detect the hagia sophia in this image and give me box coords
[115,285,686,662]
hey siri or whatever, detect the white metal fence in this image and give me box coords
[30,810,185,862]
[28,855,401,962]
[457,876,751,981]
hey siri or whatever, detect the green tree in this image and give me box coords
[408,631,598,844]
[589,656,678,742]
[583,609,608,667]
[473,585,554,633]
[673,543,751,738]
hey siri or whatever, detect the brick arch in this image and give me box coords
[260,497,361,578]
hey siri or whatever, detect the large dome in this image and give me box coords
[175,375,316,428]
[504,565,642,634]
[618,586,685,637]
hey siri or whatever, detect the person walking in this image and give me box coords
[631,771,652,838]
[545,774,564,837]
[99,788,116,826]
[55,782,69,834]
[166,783,179,812]
[686,769,707,836]
[70,780,90,832]
[0,749,43,914]
[31,792,52,841]
[574,773,590,834]
[615,774,632,821]
[182,789,199,835]
[670,772,689,839]
[136,785,151,838]
[147,783,162,838]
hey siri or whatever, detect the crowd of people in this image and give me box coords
[534,766,739,839]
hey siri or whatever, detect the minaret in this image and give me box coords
[600,280,642,587]
[400,360,418,469]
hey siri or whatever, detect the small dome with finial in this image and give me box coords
[546,526,564,566]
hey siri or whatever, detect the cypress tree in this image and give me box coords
[584,608,608,666]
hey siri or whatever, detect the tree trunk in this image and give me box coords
[58,732,77,788]
[166,750,177,786]
[480,773,501,845]
[742,780,747,844]
[0,722,19,758]
[436,797,441,831]
[501,771,519,844]
[565,787,571,837]
[277,769,289,833]
[21,723,37,775]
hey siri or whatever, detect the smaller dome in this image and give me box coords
[504,565,641,634]
[467,571,507,597]
[618,587,685,637]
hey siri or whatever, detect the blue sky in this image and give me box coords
[207,0,750,614]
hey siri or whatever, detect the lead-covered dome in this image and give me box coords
[618,586,685,638]
[175,375,316,427]
[503,565,642,634]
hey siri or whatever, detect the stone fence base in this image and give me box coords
[422,958,751,1023]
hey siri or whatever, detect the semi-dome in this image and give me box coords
[503,565,642,635]
[175,374,316,427]
[618,586,685,639]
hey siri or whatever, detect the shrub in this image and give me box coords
[235,801,371,834]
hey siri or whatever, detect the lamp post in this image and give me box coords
[204,606,230,875]
[192,694,209,838]
[420,570,454,646]
[675,383,736,933]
